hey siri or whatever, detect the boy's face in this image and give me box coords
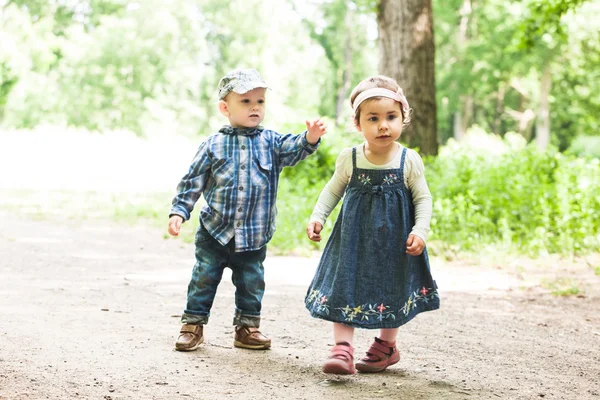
[219,88,266,128]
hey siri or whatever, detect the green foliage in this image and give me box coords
[1,0,600,258]
[202,128,600,256]
[291,0,377,122]
[271,128,600,256]
[566,136,600,159]
[0,0,274,136]
[4,128,597,258]
[433,0,600,150]
[269,123,359,253]
[516,0,589,49]
[2,0,599,150]
[541,277,581,296]
[427,129,600,255]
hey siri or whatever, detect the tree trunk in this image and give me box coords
[453,94,473,140]
[453,0,471,141]
[335,11,353,127]
[536,64,551,151]
[493,83,505,135]
[453,112,464,141]
[377,0,438,155]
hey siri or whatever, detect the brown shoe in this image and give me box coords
[175,324,204,351]
[233,326,271,350]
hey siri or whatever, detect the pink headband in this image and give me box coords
[352,88,411,124]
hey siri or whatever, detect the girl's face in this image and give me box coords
[356,98,404,149]
[219,88,266,128]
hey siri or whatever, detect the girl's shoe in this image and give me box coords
[323,342,356,375]
[355,337,400,373]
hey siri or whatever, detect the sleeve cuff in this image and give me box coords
[302,131,321,150]
[409,230,428,244]
[169,208,190,222]
[309,214,326,226]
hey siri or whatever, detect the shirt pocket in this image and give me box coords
[212,158,235,187]
[250,152,273,188]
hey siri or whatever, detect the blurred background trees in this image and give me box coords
[2,0,598,151]
[1,0,599,255]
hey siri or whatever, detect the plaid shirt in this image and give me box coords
[170,125,319,252]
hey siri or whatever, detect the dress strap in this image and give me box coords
[399,147,408,183]
[352,147,357,169]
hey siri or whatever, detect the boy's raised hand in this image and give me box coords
[168,215,183,236]
[306,221,323,242]
[406,234,425,256]
[305,118,327,144]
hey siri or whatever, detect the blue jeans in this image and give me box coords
[181,222,267,327]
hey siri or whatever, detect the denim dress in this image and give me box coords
[305,147,440,329]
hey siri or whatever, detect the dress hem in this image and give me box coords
[306,303,440,329]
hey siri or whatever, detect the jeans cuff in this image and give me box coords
[233,311,260,328]
[181,313,209,325]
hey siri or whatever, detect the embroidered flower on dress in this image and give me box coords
[307,287,439,323]
[336,302,396,322]
[383,173,399,185]
[357,173,371,185]
[306,289,330,315]
[400,287,439,316]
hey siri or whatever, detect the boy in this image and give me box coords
[168,68,327,351]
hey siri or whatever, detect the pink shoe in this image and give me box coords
[323,342,356,375]
[355,337,400,373]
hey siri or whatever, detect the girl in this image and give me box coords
[305,75,439,375]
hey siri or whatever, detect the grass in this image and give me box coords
[541,277,582,297]
[0,187,312,253]
[0,187,175,227]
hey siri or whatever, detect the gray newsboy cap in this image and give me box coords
[218,68,269,100]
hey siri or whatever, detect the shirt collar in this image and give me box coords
[219,125,264,137]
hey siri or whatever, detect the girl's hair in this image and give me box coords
[349,75,411,125]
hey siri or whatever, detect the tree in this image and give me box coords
[516,0,590,49]
[377,0,439,155]
[516,0,591,151]
[291,0,376,127]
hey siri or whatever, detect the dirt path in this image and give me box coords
[1,212,599,400]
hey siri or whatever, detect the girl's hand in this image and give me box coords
[305,118,327,144]
[168,215,183,236]
[406,234,425,256]
[306,221,323,242]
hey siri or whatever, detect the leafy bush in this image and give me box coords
[566,136,600,159]
[269,124,359,254]
[273,128,600,256]
[427,129,600,255]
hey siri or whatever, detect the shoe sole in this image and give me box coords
[175,337,204,352]
[355,355,400,373]
[323,360,356,375]
[233,340,271,350]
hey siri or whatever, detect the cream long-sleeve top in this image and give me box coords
[309,142,433,242]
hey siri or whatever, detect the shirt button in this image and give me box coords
[237,222,241,227]
[239,186,244,191]
[241,165,246,170]
[241,145,246,150]
[238,207,243,212]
